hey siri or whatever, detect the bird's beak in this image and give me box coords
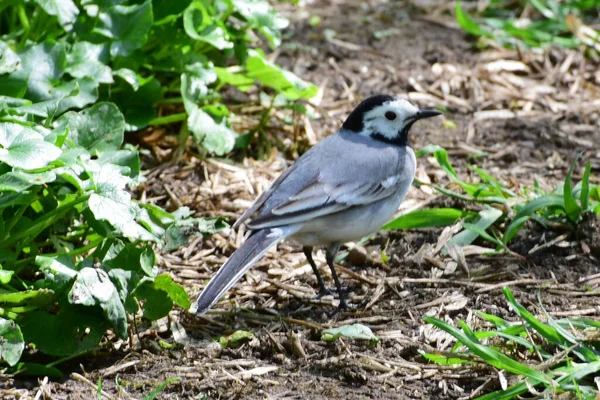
[414,109,443,120]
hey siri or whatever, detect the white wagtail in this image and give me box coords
[191,95,442,315]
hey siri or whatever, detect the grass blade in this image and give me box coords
[425,316,552,385]
[580,161,591,211]
[564,158,582,222]
[455,1,491,37]
[502,287,570,347]
[143,377,181,400]
[383,208,473,230]
[446,208,503,249]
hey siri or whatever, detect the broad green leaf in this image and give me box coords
[383,208,472,230]
[0,270,13,284]
[105,244,156,277]
[564,158,582,222]
[0,41,21,75]
[0,123,62,169]
[61,102,125,154]
[182,73,236,155]
[65,42,113,84]
[33,0,79,28]
[183,2,233,50]
[246,50,317,100]
[233,0,289,48]
[321,323,380,343]
[111,77,162,129]
[20,306,108,356]
[152,0,189,24]
[96,0,153,58]
[13,42,66,102]
[0,318,24,367]
[446,208,503,249]
[153,273,191,309]
[0,171,56,192]
[214,67,254,91]
[219,330,254,348]
[69,267,127,337]
[88,163,154,241]
[134,283,172,320]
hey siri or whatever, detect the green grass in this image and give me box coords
[423,287,600,399]
[455,0,600,51]
[385,145,600,257]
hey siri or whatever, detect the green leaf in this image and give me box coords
[60,102,125,154]
[0,41,21,75]
[321,323,380,343]
[233,0,289,48]
[383,208,472,230]
[0,170,56,192]
[0,289,54,306]
[105,244,156,277]
[66,42,113,84]
[455,1,491,38]
[13,41,66,102]
[425,316,552,385]
[111,77,162,129]
[0,318,24,367]
[214,67,254,91]
[446,208,503,249]
[502,215,530,245]
[580,161,591,211]
[422,353,474,366]
[183,2,233,50]
[164,215,227,251]
[88,163,154,241]
[0,270,13,284]
[96,0,153,58]
[153,273,191,309]
[564,157,582,222]
[142,377,181,400]
[20,306,108,356]
[33,0,79,28]
[245,50,317,100]
[69,267,127,338]
[219,330,254,348]
[182,73,236,155]
[0,123,62,169]
[10,362,63,378]
[134,283,172,320]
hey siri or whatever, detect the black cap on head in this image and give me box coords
[342,95,395,132]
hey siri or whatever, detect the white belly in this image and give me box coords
[290,188,409,247]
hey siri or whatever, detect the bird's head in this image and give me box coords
[341,95,442,146]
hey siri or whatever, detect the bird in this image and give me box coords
[191,95,442,316]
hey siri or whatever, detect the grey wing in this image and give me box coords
[246,133,415,230]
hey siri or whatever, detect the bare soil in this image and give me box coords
[4,0,600,399]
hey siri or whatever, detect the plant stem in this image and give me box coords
[2,194,90,247]
[148,113,187,126]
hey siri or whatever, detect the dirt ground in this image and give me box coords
[4,0,600,399]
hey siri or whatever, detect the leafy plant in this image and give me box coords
[0,97,225,368]
[455,0,600,51]
[0,0,316,156]
[385,145,599,254]
[424,287,600,399]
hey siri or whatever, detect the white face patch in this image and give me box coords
[360,99,419,140]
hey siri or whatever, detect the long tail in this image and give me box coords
[191,226,296,315]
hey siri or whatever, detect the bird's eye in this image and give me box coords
[384,111,397,121]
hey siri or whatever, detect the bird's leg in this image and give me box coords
[303,246,333,298]
[325,242,350,311]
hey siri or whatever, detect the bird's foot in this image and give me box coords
[313,287,336,299]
